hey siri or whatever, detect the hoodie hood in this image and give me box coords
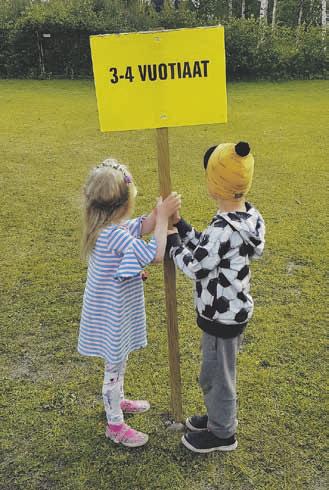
[217,202,265,259]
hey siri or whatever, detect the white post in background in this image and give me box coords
[322,0,328,28]
[272,0,278,28]
[228,0,233,18]
[298,0,304,26]
[322,0,327,47]
[241,0,246,18]
[259,0,268,22]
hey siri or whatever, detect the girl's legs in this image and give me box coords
[102,358,150,418]
[102,360,127,424]
[118,357,127,404]
[102,359,149,447]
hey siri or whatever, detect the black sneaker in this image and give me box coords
[181,431,237,453]
[186,415,238,432]
[185,415,208,432]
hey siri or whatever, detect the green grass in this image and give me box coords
[0,79,328,490]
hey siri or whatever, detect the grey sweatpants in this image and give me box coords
[199,332,243,439]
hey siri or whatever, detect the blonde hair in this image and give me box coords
[81,158,137,260]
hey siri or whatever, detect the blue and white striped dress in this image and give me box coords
[78,217,157,364]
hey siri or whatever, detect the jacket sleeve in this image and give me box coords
[167,232,221,281]
[249,214,266,260]
[175,218,202,251]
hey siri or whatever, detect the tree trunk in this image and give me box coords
[272,0,277,28]
[322,0,327,28]
[259,0,268,23]
[322,0,327,47]
[296,0,304,46]
[241,0,246,18]
[228,0,233,18]
[298,0,303,26]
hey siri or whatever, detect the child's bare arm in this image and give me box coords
[153,215,169,263]
[141,208,156,236]
[153,193,181,263]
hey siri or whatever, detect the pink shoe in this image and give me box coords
[106,422,149,448]
[120,399,150,414]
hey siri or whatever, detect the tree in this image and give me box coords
[298,0,304,25]
[0,0,31,25]
[228,0,233,18]
[321,0,327,28]
[272,0,278,27]
[241,0,246,18]
[259,0,268,22]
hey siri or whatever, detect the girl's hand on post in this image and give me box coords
[157,192,181,220]
[153,194,180,263]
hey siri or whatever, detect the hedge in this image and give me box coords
[0,18,327,80]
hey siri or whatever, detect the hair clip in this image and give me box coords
[97,159,132,184]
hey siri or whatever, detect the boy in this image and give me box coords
[167,142,265,453]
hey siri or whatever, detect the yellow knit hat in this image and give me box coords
[204,142,254,200]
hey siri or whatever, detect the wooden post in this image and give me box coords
[156,127,183,422]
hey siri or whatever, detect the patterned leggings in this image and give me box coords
[102,358,127,424]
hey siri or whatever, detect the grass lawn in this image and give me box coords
[0,79,328,490]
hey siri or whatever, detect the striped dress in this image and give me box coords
[78,216,157,365]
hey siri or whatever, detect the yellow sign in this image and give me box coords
[90,26,227,132]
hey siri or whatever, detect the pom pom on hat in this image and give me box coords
[235,141,250,157]
[205,142,254,200]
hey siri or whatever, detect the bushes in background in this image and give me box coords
[0,3,327,80]
[224,19,328,80]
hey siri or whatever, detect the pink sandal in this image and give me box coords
[120,399,150,414]
[106,422,148,448]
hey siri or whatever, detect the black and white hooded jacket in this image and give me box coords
[167,202,265,338]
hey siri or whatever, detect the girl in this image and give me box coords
[78,158,181,448]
